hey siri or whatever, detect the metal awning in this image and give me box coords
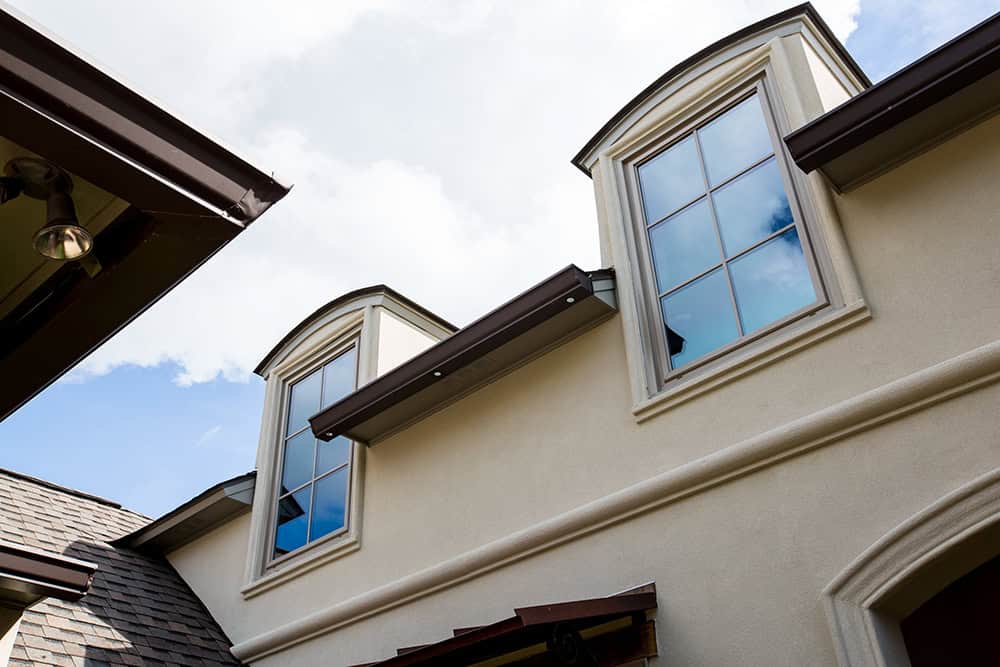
[356,586,657,667]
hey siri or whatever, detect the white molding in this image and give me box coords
[823,468,1000,667]
[633,299,870,422]
[230,339,1000,662]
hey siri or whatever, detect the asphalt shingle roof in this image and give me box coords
[0,469,240,666]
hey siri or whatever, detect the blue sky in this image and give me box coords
[2,0,996,518]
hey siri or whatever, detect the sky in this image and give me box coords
[1,0,996,517]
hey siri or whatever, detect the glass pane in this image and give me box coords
[713,158,794,256]
[310,467,349,541]
[322,346,357,409]
[637,136,704,223]
[729,228,816,334]
[316,436,351,477]
[699,96,773,187]
[648,199,720,292]
[274,486,310,556]
[280,430,314,494]
[286,369,322,435]
[662,268,739,369]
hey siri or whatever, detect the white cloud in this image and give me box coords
[17,0,861,386]
[196,425,223,447]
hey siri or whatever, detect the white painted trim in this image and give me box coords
[231,339,1000,662]
[633,299,870,422]
[822,468,1000,667]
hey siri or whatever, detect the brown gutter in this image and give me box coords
[0,540,97,604]
[308,266,616,443]
[785,9,1000,181]
[0,7,290,223]
[571,2,869,176]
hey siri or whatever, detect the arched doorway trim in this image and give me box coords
[822,467,1000,667]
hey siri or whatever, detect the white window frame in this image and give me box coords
[598,57,870,423]
[242,311,370,598]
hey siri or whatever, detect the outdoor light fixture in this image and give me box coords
[2,157,93,260]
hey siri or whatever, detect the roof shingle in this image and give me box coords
[0,469,240,666]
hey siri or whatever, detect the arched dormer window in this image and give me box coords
[573,5,872,420]
[242,286,454,596]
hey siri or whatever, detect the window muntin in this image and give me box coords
[273,344,358,559]
[637,92,820,372]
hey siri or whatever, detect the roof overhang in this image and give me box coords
[0,539,97,607]
[355,585,657,667]
[118,472,256,553]
[572,2,869,175]
[309,266,617,445]
[0,5,291,421]
[784,10,1000,191]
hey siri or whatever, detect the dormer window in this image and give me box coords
[274,344,358,557]
[635,91,820,371]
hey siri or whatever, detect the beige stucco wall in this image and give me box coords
[167,110,1000,665]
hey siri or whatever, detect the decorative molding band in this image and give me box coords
[231,339,1000,662]
[822,468,1000,667]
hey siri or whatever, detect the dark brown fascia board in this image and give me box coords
[365,587,657,667]
[571,2,869,176]
[784,9,1000,185]
[255,286,458,378]
[118,472,256,553]
[0,539,97,605]
[0,6,291,223]
[309,266,616,443]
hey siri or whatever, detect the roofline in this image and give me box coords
[254,285,458,377]
[117,472,256,552]
[308,266,616,443]
[0,5,291,223]
[570,2,869,175]
[0,467,130,511]
[784,8,1000,177]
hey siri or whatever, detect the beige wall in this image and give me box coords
[167,71,1000,667]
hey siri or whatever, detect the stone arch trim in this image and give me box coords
[823,467,1000,667]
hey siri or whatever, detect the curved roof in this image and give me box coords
[254,285,457,377]
[571,2,869,175]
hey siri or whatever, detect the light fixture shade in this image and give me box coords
[33,190,93,260]
[33,223,93,260]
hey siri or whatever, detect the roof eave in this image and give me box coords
[0,539,97,606]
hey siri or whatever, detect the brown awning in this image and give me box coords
[784,9,1000,191]
[309,266,617,444]
[0,539,97,607]
[356,586,657,667]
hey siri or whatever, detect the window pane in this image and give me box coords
[649,199,720,292]
[322,346,357,409]
[637,136,704,223]
[316,436,351,477]
[729,228,816,334]
[713,158,794,256]
[699,96,773,187]
[286,369,322,435]
[310,467,348,541]
[661,268,739,368]
[274,486,310,556]
[280,430,314,494]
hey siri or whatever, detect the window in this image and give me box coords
[634,90,823,374]
[272,344,358,559]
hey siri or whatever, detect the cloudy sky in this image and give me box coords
[2,0,996,516]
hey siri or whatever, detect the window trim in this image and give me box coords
[623,79,829,383]
[267,340,360,568]
[600,59,870,421]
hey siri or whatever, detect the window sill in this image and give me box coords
[241,533,360,600]
[633,299,871,423]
